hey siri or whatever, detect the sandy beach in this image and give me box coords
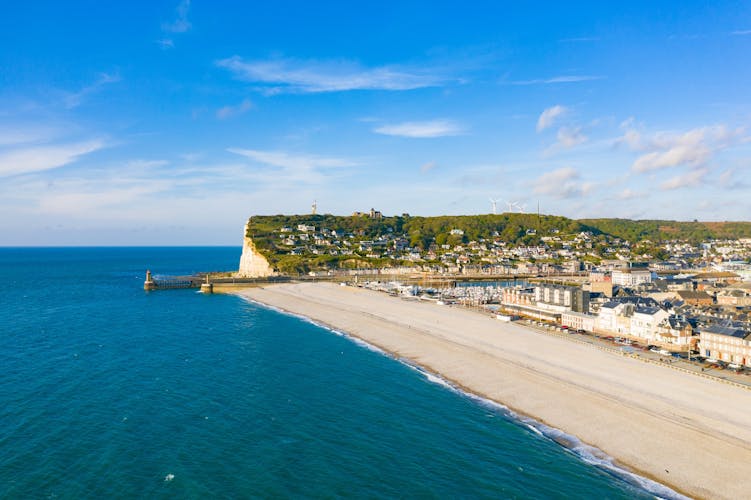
[236,282,751,500]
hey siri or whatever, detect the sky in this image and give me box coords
[1,1,750,245]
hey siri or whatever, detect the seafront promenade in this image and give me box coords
[237,282,751,500]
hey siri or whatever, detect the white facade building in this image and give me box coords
[611,269,653,287]
[630,307,669,342]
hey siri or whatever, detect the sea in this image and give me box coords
[0,247,682,499]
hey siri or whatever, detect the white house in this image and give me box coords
[629,306,669,342]
[561,311,596,331]
[612,269,652,287]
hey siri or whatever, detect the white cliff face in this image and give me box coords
[237,221,275,277]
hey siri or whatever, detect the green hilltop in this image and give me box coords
[246,213,751,274]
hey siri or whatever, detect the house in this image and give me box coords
[612,269,652,287]
[561,311,596,331]
[698,325,751,366]
[655,316,695,350]
[534,284,590,313]
[716,288,751,307]
[595,297,660,336]
[351,208,383,219]
[676,290,714,306]
[630,306,669,342]
[691,271,741,285]
[595,301,629,334]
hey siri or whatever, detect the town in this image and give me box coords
[243,210,751,371]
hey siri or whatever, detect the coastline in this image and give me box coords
[236,282,751,500]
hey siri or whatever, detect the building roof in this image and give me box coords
[667,316,692,330]
[692,271,740,279]
[600,296,659,309]
[701,324,748,339]
[635,306,663,315]
[676,290,712,300]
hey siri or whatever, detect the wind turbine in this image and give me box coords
[489,197,500,214]
[507,201,526,213]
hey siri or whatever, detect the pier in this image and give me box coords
[143,270,292,293]
[143,270,201,291]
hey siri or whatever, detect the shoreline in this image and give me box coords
[241,294,683,499]
[236,282,751,500]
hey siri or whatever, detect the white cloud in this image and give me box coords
[374,120,463,138]
[216,56,450,93]
[0,125,59,146]
[216,99,254,119]
[420,161,437,173]
[63,72,121,109]
[555,126,587,148]
[532,167,591,198]
[717,168,748,190]
[624,125,744,173]
[227,148,356,183]
[731,30,751,36]
[0,140,105,177]
[508,75,604,85]
[162,0,191,33]
[536,105,567,132]
[660,168,708,190]
[616,188,645,200]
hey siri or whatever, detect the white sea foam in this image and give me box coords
[237,294,688,499]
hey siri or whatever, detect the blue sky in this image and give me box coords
[1,1,750,245]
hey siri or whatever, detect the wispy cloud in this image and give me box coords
[227,148,356,183]
[420,161,437,173]
[555,126,588,148]
[216,56,452,93]
[660,168,708,190]
[63,72,120,109]
[507,75,604,85]
[0,140,106,177]
[616,188,645,200]
[228,148,354,169]
[0,125,59,146]
[162,0,191,33]
[730,30,751,36]
[216,99,254,119]
[717,168,748,190]
[531,167,593,198]
[537,105,567,132]
[156,39,175,50]
[374,120,463,138]
[622,124,744,173]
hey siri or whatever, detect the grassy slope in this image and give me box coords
[246,214,751,273]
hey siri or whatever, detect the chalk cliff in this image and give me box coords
[237,220,275,278]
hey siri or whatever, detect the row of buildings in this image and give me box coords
[500,271,751,368]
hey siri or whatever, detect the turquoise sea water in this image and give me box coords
[0,248,676,498]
